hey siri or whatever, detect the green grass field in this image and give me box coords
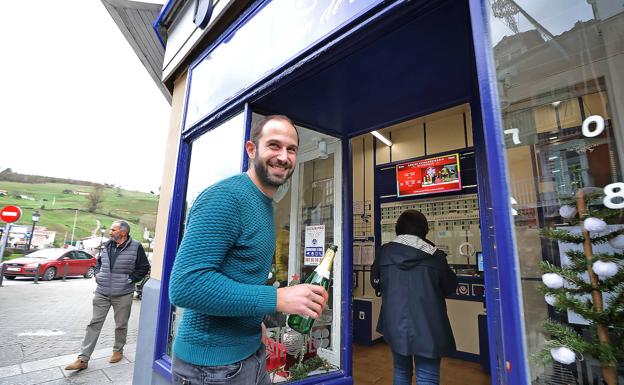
[0,181,158,243]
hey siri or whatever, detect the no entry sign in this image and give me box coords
[0,205,22,223]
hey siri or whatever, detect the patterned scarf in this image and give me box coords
[392,234,437,256]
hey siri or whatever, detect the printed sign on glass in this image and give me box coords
[304,225,325,265]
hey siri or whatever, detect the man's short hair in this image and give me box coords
[395,210,429,238]
[113,220,131,235]
[250,115,298,146]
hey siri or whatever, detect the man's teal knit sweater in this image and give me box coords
[169,173,277,366]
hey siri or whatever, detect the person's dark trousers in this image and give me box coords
[172,345,270,385]
[392,351,441,385]
[78,292,134,361]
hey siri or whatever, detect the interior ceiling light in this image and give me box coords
[318,139,328,159]
[371,130,393,146]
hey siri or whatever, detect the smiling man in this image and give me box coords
[168,115,329,385]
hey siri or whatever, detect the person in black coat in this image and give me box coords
[371,209,457,385]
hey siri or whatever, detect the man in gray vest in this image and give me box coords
[65,220,151,370]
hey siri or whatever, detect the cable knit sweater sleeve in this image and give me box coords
[168,181,277,317]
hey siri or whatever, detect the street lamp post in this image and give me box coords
[143,228,152,254]
[26,210,40,252]
[98,226,106,257]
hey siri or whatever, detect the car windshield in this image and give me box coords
[25,249,67,259]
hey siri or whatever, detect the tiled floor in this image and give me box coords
[353,342,491,385]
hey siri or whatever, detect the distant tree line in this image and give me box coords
[0,168,111,188]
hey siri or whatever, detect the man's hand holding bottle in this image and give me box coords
[276,284,328,319]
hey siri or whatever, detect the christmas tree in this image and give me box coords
[537,188,624,385]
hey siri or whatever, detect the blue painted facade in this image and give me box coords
[143,0,536,384]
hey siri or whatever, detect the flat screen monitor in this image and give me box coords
[396,153,462,197]
[476,252,484,272]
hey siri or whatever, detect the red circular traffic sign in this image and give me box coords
[1,205,22,223]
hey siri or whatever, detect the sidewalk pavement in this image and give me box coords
[0,344,136,385]
[0,277,142,385]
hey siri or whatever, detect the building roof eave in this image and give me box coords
[101,0,172,104]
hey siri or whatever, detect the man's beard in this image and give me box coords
[253,156,294,188]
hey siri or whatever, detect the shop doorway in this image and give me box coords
[250,0,511,383]
[348,106,491,385]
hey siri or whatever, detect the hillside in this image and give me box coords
[0,168,108,188]
[0,181,158,244]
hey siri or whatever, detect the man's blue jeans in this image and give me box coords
[392,351,441,385]
[173,345,270,385]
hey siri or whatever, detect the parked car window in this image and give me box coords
[63,251,78,260]
[75,251,92,260]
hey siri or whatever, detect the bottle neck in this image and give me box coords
[314,249,336,278]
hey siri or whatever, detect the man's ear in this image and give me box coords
[245,140,256,160]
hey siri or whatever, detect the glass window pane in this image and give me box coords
[184,1,384,130]
[486,1,624,382]
[167,111,246,357]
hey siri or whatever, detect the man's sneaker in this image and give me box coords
[65,359,88,371]
[109,351,123,363]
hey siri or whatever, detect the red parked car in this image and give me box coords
[2,248,96,281]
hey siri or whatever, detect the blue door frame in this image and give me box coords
[152,1,530,384]
[468,0,529,384]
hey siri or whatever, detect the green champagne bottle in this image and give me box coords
[287,245,338,334]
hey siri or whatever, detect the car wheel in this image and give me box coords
[42,267,56,281]
[84,267,95,278]
[5,276,16,280]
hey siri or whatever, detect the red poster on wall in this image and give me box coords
[396,154,461,197]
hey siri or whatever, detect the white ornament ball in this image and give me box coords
[283,328,305,356]
[544,294,557,306]
[559,205,577,219]
[609,234,624,249]
[550,346,576,365]
[542,273,564,289]
[583,217,607,232]
[592,260,618,279]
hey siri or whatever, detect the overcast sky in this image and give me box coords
[0,0,169,193]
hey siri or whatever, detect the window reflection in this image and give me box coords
[488,1,624,383]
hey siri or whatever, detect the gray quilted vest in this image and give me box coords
[95,238,140,296]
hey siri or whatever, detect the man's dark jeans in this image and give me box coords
[172,345,270,385]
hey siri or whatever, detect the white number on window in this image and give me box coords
[582,115,605,138]
[504,128,521,144]
[603,182,624,209]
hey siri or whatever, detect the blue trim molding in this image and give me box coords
[152,0,176,47]
[152,138,191,381]
[468,0,529,383]
[341,137,354,378]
